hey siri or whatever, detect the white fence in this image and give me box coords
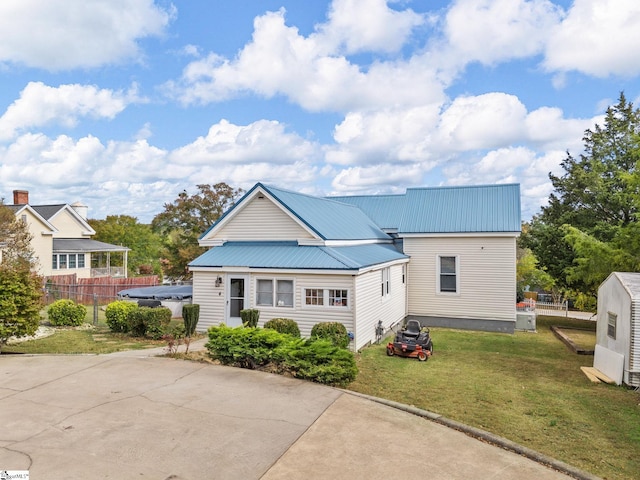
[517,299,568,317]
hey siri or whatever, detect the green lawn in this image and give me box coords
[347,316,640,480]
[2,307,180,355]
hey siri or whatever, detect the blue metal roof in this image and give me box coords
[200,183,390,241]
[327,194,405,230]
[265,185,390,240]
[189,241,407,270]
[400,184,521,233]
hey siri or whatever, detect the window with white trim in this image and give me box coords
[438,255,458,293]
[329,289,348,307]
[381,267,390,298]
[607,312,617,339]
[256,278,294,307]
[305,288,323,306]
[52,253,85,270]
[304,288,349,308]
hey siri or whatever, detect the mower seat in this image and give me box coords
[403,320,421,338]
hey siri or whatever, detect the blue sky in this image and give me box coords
[1,0,639,223]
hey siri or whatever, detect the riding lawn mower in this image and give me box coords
[386,319,433,361]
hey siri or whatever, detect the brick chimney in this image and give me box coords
[13,190,29,205]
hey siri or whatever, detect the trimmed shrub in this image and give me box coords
[240,308,260,327]
[145,307,172,339]
[47,299,87,326]
[105,301,138,333]
[310,322,350,349]
[205,325,357,386]
[264,318,300,337]
[182,303,200,336]
[127,306,172,339]
[283,339,358,387]
[206,325,294,369]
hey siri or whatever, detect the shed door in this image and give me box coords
[226,275,249,327]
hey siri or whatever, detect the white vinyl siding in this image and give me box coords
[192,270,227,331]
[404,236,516,322]
[261,274,355,338]
[354,263,407,350]
[214,196,314,241]
[193,264,409,350]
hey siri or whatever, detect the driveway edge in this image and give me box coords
[342,390,602,480]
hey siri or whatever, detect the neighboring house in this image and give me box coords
[594,272,640,388]
[190,182,521,350]
[4,190,129,279]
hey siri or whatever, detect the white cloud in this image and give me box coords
[442,0,561,66]
[0,82,140,141]
[331,163,426,194]
[166,5,445,112]
[525,106,600,150]
[318,0,425,54]
[544,0,640,77]
[0,0,174,70]
[435,93,528,151]
[0,121,325,221]
[328,105,441,165]
[169,119,319,166]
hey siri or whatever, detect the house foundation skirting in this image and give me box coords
[407,315,516,334]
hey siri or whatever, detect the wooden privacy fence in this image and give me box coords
[44,274,159,305]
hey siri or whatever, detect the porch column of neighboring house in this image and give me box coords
[123,250,128,278]
[107,252,111,276]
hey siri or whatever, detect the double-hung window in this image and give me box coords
[381,267,390,298]
[438,255,458,293]
[256,278,294,307]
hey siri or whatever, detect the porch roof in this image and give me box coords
[53,238,130,253]
[189,241,407,270]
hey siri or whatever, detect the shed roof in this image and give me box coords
[609,272,640,298]
[190,241,407,270]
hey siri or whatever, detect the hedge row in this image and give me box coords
[205,324,357,387]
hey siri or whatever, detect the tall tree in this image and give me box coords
[0,204,43,350]
[89,215,163,277]
[525,93,640,298]
[151,183,243,279]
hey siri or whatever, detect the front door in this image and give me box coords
[226,275,249,327]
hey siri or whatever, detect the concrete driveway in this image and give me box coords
[0,353,594,480]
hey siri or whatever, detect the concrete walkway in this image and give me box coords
[0,349,598,479]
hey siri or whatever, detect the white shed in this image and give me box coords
[594,272,640,387]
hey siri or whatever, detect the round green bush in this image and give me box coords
[47,299,87,326]
[264,318,301,337]
[310,322,350,349]
[105,301,139,333]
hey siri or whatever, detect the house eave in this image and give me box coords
[400,231,520,238]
